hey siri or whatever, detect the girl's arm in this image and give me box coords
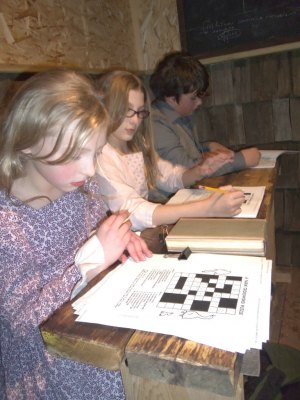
[152,188,245,226]
[97,147,162,231]
[1,248,81,331]
[73,213,152,296]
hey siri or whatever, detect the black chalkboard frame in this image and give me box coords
[177,0,300,63]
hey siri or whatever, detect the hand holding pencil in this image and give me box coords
[197,184,245,195]
[197,184,228,194]
[201,185,245,217]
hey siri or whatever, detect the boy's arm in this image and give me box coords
[239,147,261,167]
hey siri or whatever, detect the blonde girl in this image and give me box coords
[0,69,150,400]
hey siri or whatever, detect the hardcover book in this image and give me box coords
[165,218,266,255]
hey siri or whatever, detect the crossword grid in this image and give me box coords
[243,192,253,204]
[158,272,242,315]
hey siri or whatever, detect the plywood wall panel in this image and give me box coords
[0,0,180,72]
[129,0,181,71]
[0,0,137,71]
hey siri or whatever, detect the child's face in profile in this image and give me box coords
[23,121,106,199]
[173,90,203,117]
[110,89,145,146]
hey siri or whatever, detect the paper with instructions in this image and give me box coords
[253,150,299,169]
[73,253,272,354]
[167,186,265,218]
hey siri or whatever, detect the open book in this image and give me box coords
[165,218,266,255]
[167,186,265,218]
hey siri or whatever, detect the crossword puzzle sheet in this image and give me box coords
[74,253,272,353]
[158,272,242,315]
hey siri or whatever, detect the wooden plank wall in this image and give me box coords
[194,49,300,267]
[194,50,300,145]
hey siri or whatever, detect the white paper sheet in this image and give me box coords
[252,150,299,169]
[167,186,265,218]
[73,253,272,353]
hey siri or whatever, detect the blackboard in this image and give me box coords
[177,0,300,59]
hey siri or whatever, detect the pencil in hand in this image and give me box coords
[196,185,228,194]
[106,209,132,226]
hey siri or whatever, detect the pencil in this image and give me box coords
[196,185,228,194]
[106,209,133,225]
[120,214,132,225]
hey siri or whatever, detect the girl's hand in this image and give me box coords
[206,188,245,217]
[96,212,152,266]
[119,232,152,264]
[96,212,132,267]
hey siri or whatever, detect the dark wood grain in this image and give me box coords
[125,331,241,396]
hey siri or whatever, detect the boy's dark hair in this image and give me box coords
[149,51,209,102]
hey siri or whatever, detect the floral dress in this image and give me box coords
[0,182,125,400]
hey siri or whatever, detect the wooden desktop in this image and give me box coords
[40,166,277,400]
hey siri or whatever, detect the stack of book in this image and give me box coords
[165,186,266,255]
[165,218,266,255]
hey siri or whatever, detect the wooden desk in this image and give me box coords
[41,167,277,400]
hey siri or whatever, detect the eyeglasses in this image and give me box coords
[126,108,150,119]
[195,89,207,98]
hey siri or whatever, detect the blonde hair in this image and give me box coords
[0,69,108,193]
[97,70,159,190]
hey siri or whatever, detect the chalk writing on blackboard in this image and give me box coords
[177,0,300,57]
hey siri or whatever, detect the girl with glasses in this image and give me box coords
[96,70,245,232]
